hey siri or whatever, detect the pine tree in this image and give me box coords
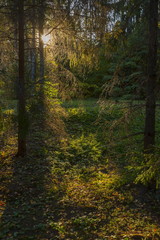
[144,0,158,152]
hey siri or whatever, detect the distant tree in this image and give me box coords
[30,0,37,84]
[17,0,27,156]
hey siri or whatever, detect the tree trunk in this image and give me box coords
[31,0,37,84]
[144,0,158,152]
[17,0,27,156]
[67,0,71,14]
[37,1,45,109]
[39,3,45,82]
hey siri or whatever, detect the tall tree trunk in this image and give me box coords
[38,1,45,106]
[39,1,45,82]
[17,0,27,156]
[144,0,158,152]
[31,0,37,84]
[67,0,71,14]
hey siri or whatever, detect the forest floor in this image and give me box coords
[1,99,160,240]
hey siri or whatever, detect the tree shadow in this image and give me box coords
[0,111,64,240]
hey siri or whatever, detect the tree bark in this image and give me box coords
[37,1,45,109]
[17,0,27,156]
[39,2,45,82]
[144,0,158,152]
[31,0,37,84]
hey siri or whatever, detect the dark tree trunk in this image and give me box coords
[67,0,71,14]
[39,1,45,82]
[144,0,158,152]
[17,0,27,156]
[38,1,45,109]
[31,0,37,84]
[39,23,44,82]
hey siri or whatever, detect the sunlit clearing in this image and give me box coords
[42,34,51,44]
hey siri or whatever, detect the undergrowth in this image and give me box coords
[1,99,160,239]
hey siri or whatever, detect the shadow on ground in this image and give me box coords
[0,113,64,240]
[1,100,160,240]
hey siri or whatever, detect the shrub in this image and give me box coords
[127,150,160,188]
[57,134,102,166]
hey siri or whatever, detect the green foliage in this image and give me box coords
[128,151,160,188]
[0,99,17,144]
[56,134,102,166]
[83,20,148,100]
[79,82,101,98]
[44,81,59,100]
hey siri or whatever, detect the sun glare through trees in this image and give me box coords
[42,34,51,45]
